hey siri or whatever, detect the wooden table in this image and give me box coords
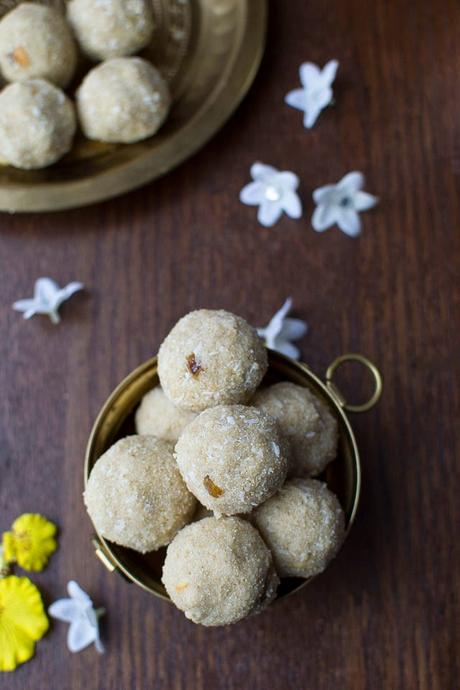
[1,1,459,688]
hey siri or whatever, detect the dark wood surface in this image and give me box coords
[1,0,459,688]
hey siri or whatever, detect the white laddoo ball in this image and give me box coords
[175,404,288,516]
[0,79,76,169]
[84,435,196,553]
[253,382,338,476]
[77,57,170,143]
[162,517,279,626]
[135,386,197,442]
[253,479,345,578]
[67,0,154,61]
[0,3,77,88]
[158,310,268,412]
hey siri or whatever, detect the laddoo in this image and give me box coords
[162,517,279,626]
[253,382,338,476]
[158,310,268,412]
[0,79,76,169]
[77,57,170,143]
[252,478,345,578]
[67,0,154,61]
[0,3,77,87]
[84,435,196,553]
[175,404,287,516]
[135,386,196,442]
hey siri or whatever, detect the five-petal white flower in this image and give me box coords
[257,298,307,360]
[239,162,302,227]
[285,60,339,129]
[311,171,378,237]
[13,277,84,324]
[49,580,105,654]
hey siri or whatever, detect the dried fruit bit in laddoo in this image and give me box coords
[135,386,197,443]
[0,3,77,87]
[84,436,196,553]
[252,478,345,579]
[175,404,287,516]
[0,80,76,169]
[67,0,154,61]
[158,309,268,412]
[162,517,279,626]
[253,382,338,477]
[77,57,170,144]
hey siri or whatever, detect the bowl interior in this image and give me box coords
[85,351,361,601]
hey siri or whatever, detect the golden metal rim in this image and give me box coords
[0,0,268,212]
[325,353,383,413]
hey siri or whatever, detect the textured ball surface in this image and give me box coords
[175,404,287,516]
[84,435,196,553]
[158,310,268,412]
[77,57,170,143]
[67,0,154,61]
[253,382,338,476]
[253,478,345,578]
[0,79,76,169]
[162,516,279,626]
[135,386,196,442]
[0,3,77,87]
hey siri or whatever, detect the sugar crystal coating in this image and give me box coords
[175,404,288,516]
[135,386,197,442]
[67,0,154,61]
[253,382,338,476]
[253,478,345,578]
[84,435,196,553]
[77,57,170,143]
[162,516,279,626]
[0,3,77,87]
[0,79,76,169]
[158,309,268,412]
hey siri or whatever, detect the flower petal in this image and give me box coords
[272,171,299,192]
[48,599,81,623]
[321,59,339,86]
[299,62,321,87]
[250,162,278,183]
[353,191,378,211]
[34,278,60,305]
[257,200,283,227]
[67,581,92,606]
[303,102,325,129]
[239,181,265,206]
[337,171,364,193]
[282,191,302,219]
[259,298,293,346]
[12,299,37,313]
[55,282,84,308]
[67,619,97,653]
[312,185,336,205]
[278,317,308,340]
[273,339,301,360]
[285,88,307,112]
[311,203,338,232]
[336,208,362,237]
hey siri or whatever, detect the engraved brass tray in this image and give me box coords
[0,0,267,212]
[85,350,382,605]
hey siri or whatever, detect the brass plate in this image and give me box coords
[0,0,267,212]
[84,351,364,603]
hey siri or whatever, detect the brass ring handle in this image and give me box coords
[325,354,383,413]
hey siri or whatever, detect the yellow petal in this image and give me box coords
[1,533,16,564]
[0,576,48,672]
[5,514,57,572]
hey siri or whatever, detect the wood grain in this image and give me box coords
[1,0,459,687]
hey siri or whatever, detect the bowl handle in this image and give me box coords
[325,354,383,413]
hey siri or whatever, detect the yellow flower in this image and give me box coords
[0,576,49,671]
[2,514,57,572]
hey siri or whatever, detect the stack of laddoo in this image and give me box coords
[0,1,170,169]
[85,309,346,627]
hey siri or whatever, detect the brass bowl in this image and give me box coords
[0,0,267,212]
[85,350,382,603]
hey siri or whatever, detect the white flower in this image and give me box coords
[13,277,84,324]
[239,162,302,227]
[312,171,378,237]
[257,298,307,360]
[285,60,338,129]
[48,580,105,654]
